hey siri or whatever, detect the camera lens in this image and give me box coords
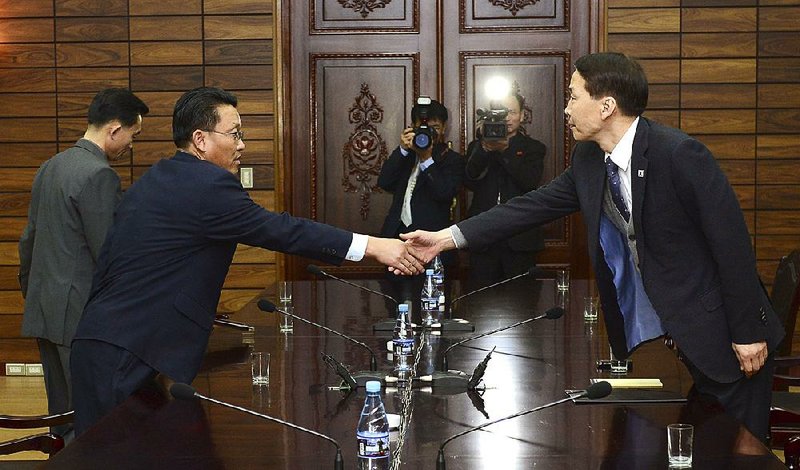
[413,132,431,150]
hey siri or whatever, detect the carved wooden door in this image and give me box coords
[280,0,599,279]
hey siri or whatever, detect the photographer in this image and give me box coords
[378,98,463,293]
[464,93,546,286]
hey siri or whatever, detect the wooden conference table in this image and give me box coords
[45,277,785,469]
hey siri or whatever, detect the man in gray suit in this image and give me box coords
[18,88,149,439]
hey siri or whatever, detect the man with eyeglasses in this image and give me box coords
[18,88,148,442]
[464,93,546,287]
[69,87,425,435]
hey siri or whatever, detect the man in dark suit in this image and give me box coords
[70,87,423,436]
[18,88,149,440]
[377,99,463,299]
[400,53,784,441]
[464,93,546,286]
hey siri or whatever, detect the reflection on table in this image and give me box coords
[45,278,784,469]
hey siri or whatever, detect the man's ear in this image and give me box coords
[107,121,123,139]
[192,129,207,154]
[600,97,617,120]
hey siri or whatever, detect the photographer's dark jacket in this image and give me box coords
[464,133,546,252]
[378,143,464,237]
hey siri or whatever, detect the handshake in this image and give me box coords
[365,228,457,275]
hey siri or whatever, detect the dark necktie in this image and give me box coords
[605,158,630,222]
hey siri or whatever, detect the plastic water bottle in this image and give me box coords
[392,303,415,383]
[357,381,390,470]
[431,254,444,287]
[420,269,438,327]
[431,255,446,321]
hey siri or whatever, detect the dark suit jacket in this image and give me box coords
[19,139,121,346]
[378,143,464,237]
[74,151,353,384]
[464,133,546,252]
[456,118,784,383]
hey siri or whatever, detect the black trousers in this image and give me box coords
[679,350,775,443]
[71,339,157,437]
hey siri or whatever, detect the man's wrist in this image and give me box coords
[346,233,369,261]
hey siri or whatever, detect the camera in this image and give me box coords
[476,104,509,140]
[413,96,437,151]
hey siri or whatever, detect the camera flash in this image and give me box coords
[484,76,510,101]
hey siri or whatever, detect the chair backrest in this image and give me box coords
[771,250,800,357]
[0,411,73,456]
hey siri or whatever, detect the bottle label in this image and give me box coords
[357,434,390,458]
[422,297,438,311]
[393,339,413,355]
[437,295,445,312]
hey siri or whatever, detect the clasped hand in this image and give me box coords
[382,229,455,275]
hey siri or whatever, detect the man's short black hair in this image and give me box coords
[411,99,448,124]
[574,52,648,117]
[87,88,149,128]
[172,87,238,148]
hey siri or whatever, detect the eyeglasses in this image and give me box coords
[206,129,245,142]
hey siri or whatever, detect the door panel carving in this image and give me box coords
[460,0,568,32]
[311,0,419,33]
[311,54,419,234]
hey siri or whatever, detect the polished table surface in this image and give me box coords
[45,277,785,469]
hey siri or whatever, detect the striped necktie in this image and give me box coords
[605,157,630,222]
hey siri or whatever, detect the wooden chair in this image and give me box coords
[767,250,800,452]
[0,411,73,456]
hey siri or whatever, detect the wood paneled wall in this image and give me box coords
[606,0,800,289]
[0,0,274,362]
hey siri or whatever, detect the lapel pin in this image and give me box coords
[637,170,644,177]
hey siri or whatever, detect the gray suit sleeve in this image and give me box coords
[18,224,33,298]
[77,166,122,261]
[18,164,47,298]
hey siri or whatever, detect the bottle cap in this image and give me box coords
[365,381,381,393]
[398,303,409,312]
[426,269,434,275]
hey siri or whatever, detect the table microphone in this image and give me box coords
[321,352,358,390]
[417,347,495,392]
[307,264,398,305]
[449,266,541,308]
[435,381,612,470]
[258,299,383,386]
[441,306,564,371]
[170,383,344,470]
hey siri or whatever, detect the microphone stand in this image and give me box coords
[432,267,541,334]
[435,381,612,470]
[306,265,405,332]
[441,317,536,371]
[422,307,563,390]
[449,268,536,308]
[441,307,562,370]
[258,299,383,387]
[171,384,344,470]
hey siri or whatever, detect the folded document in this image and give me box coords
[590,378,663,388]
